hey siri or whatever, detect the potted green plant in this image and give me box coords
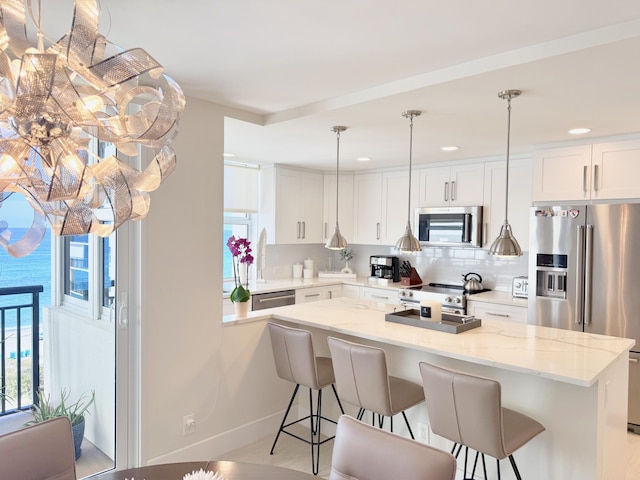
[24,388,95,460]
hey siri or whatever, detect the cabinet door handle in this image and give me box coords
[444,182,449,201]
[324,222,327,239]
[486,311,510,318]
[376,222,380,240]
[297,222,301,239]
[372,294,389,300]
[583,166,588,192]
[304,293,321,298]
[593,165,599,192]
[451,180,456,201]
[302,221,306,239]
[630,357,639,364]
[483,222,487,246]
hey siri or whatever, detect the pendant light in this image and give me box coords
[395,110,422,253]
[489,90,523,257]
[326,126,348,250]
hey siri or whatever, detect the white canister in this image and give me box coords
[303,268,313,279]
[420,299,442,322]
[303,258,314,271]
[293,264,303,278]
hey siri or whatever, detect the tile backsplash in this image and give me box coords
[261,243,528,292]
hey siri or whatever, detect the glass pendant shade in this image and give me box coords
[395,110,422,253]
[489,90,523,257]
[395,220,421,253]
[489,222,522,257]
[326,126,348,250]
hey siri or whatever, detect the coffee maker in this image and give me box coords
[370,255,400,282]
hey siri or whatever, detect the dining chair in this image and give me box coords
[0,416,77,479]
[419,362,545,480]
[327,336,424,438]
[267,322,344,475]
[329,414,456,480]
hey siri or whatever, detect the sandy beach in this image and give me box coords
[1,326,41,359]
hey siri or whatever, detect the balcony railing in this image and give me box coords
[0,285,43,416]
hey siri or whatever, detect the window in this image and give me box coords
[63,235,89,301]
[223,213,250,281]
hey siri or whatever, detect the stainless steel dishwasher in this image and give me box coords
[251,289,295,311]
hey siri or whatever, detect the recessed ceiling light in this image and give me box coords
[223,152,236,157]
[568,128,591,135]
[357,157,371,162]
[441,146,459,152]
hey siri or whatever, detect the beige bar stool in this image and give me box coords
[330,414,456,480]
[327,336,424,438]
[267,322,344,475]
[419,362,545,480]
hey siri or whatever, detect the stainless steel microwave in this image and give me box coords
[415,206,483,247]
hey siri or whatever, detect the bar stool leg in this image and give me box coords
[331,384,345,414]
[270,384,300,455]
[401,411,415,439]
[508,455,522,480]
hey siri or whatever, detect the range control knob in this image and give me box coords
[445,296,452,303]
[454,297,462,304]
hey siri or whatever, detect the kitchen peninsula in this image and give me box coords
[253,297,634,480]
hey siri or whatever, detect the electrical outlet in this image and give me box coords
[183,414,196,435]
[417,422,428,442]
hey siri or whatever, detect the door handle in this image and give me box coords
[584,224,594,325]
[324,222,327,239]
[302,221,306,239]
[575,225,585,325]
[444,182,449,201]
[376,222,380,240]
[593,165,599,192]
[583,166,588,193]
[451,181,456,201]
[486,311,509,318]
[118,292,128,330]
[630,357,639,364]
[297,222,301,239]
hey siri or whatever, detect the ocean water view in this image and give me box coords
[0,227,52,329]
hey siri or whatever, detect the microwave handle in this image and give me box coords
[463,213,472,243]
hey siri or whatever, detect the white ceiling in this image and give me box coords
[39,0,640,172]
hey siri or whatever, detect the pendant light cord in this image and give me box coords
[335,129,340,225]
[407,114,414,224]
[503,95,512,225]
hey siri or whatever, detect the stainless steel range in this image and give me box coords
[398,283,491,315]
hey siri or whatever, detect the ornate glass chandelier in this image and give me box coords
[0,0,185,257]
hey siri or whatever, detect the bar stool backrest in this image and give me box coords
[330,415,456,480]
[328,337,393,416]
[419,362,506,459]
[267,322,321,390]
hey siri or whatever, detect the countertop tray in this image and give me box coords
[385,308,481,334]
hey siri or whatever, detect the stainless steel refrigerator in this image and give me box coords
[528,204,640,432]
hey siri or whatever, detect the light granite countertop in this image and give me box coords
[260,297,634,387]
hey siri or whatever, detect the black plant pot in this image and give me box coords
[72,419,85,460]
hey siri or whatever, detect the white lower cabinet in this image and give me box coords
[360,287,399,305]
[467,300,527,323]
[342,284,361,299]
[295,284,342,304]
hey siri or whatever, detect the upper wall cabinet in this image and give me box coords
[483,158,532,251]
[259,166,324,244]
[418,164,485,207]
[352,170,418,245]
[323,173,354,244]
[533,140,640,203]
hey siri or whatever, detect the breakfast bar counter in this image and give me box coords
[267,297,634,480]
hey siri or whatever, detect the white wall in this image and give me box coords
[139,97,291,464]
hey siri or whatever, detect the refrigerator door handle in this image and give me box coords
[575,225,585,325]
[584,224,594,325]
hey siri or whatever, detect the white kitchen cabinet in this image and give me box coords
[295,286,328,304]
[418,163,484,207]
[352,170,418,245]
[467,300,527,324]
[483,158,532,251]
[533,140,640,203]
[352,173,383,244]
[295,284,342,303]
[360,286,399,305]
[532,145,593,202]
[323,173,354,244]
[342,284,361,299]
[260,166,324,244]
[591,139,640,200]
